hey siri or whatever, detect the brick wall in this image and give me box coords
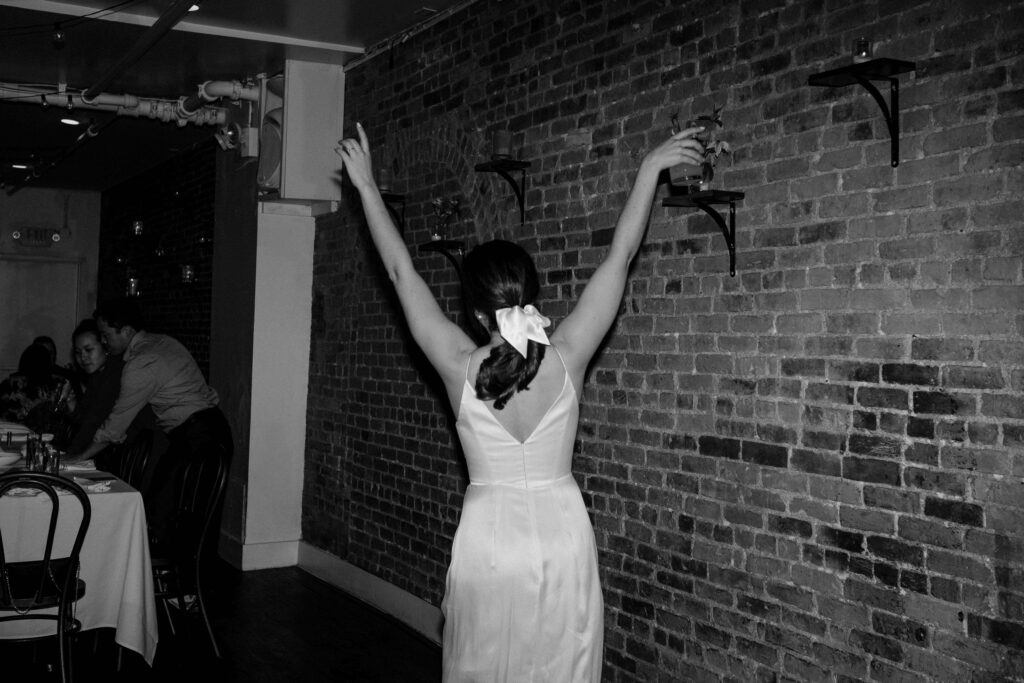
[306,1,1024,680]
[98,141,217,374]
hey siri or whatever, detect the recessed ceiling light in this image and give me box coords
[60,117,80,126]
[188,3,200,11]
[11,163,29,169]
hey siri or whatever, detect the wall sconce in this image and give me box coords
[377,167,393,192]
[131,220,144,236]
[125,276,140,297]
[430,197,460,241]
[181,264,195,283]
[492,129,512,159]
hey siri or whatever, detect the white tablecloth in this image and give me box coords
[0,475,159,665]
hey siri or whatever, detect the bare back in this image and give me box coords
[450,344,576,444]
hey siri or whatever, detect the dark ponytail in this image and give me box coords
[463,240,546,410]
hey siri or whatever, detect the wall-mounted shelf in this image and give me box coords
[419,238,464,277]
[663,190,744,276]
[381,191,406,234]
[474,158,530,226]
[808,58,916,167]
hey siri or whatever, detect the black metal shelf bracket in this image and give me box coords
[663,190,745,276]
[418,239,464,277]
[474,159,531,226]
[808,58,916,168]
[381,191,406,234]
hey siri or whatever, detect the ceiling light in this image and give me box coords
[60,117,80,126]
[11,163,29,170]
[188,3,200,11]
[52,23,65,49]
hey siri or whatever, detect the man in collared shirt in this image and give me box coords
[71,298,231,541]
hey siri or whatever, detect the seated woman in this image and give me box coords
[51,319,123,456]
[0,342,67,429]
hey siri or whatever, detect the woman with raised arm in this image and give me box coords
[336,122,704,683]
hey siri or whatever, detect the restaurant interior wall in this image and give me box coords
[307,0,1024,680]
[98,141,218,376]
[0,187,101,376]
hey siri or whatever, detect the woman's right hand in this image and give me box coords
[640,127,706,174]
[335,122,376,192]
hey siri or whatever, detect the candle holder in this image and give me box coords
[491,129,512,159]
[668,106,731,193]
[431,197,460,241]
[377,166,392,192]
[853,37,872,64]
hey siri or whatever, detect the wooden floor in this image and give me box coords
[4,562,443,683]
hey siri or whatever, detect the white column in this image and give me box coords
[234,199,329,569]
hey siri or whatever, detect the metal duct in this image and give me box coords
[0,84,226,126]
[178,80,261,117]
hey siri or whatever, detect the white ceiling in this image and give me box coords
[0,0,468,191]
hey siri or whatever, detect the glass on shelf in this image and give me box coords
[853,37,872,64]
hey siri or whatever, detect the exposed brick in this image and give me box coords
[924,497,984,527]
[302,5,1024,683]
[857,387,908,410]
[913,391,970,416]
[898,517,963,549]
[842,457,901,486]
[742,440,788,468]
[911,337,975,361]
[904,467,967,496]
[698,435,740,459]
[966,614,1024,651]
[819,526,865,553]
[850,629,903,662]
[882,363,939,386]
[866,535,925,566]
[872,612,930,647]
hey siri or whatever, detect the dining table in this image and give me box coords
[0,448,159,666]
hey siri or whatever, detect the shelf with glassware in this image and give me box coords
[663,190,745,277]
[808,58,916,167]
[474,158,530,226]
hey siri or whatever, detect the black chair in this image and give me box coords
[0,472,91,683]
[109,429,154,493]
[150,444,228,658]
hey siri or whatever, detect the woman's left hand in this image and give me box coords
[335,122,375,191]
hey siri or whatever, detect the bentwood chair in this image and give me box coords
[110,429,155,493]
[0,472,91,683]
[150,443,228,658]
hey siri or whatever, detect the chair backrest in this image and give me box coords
[166,445,228,571]
[0,472,91,617]
[112,429,154,492]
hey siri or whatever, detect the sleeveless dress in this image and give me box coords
[441,348,603,682]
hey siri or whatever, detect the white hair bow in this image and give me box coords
[495,304,551,358]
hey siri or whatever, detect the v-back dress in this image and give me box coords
[442,347,603,682]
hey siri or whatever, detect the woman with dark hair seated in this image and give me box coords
[53,319,124,456]
[337,122,705,682]
[0,342,68,430]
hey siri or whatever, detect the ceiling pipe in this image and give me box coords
[178,80,260,118]
[82,0,196,103]
[0,84,226,126]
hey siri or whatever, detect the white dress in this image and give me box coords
[441,348,603,682]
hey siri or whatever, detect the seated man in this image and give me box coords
[69,298,232,540]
